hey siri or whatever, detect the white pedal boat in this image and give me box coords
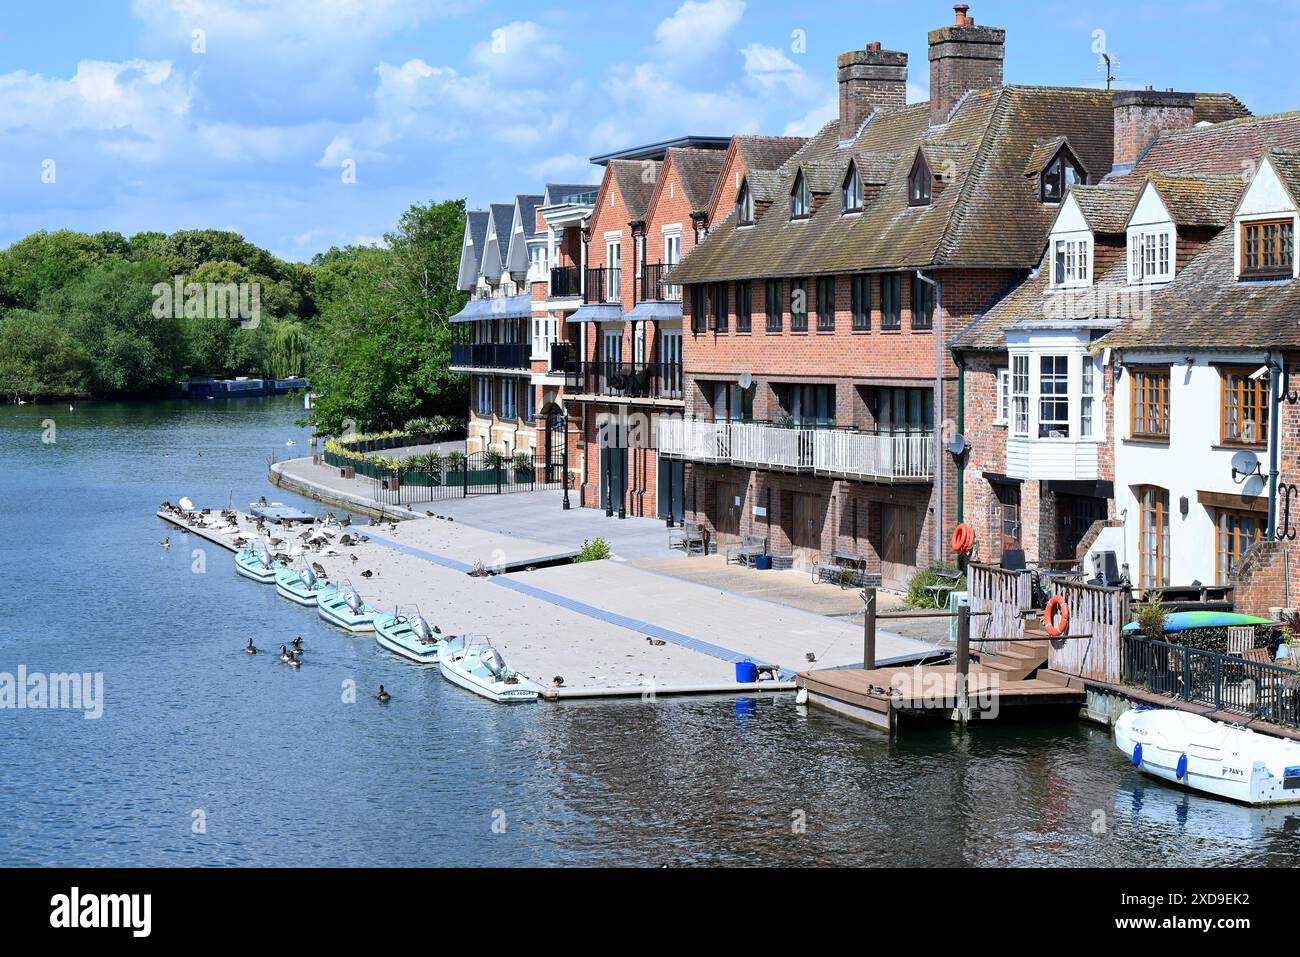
[234,543,279,584]
[1115,707,1300,806]
[373,608,446,666]
[317,582,376,633]
[439,638,540,703]
[275,564,328,606]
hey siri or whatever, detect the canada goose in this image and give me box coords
[646,637,666,646]
[286,654,301,669]
[376,685,391,702]
[360,569,373,579]
[310,561,327,577]
[159,538,171,549]
[805,652,817,663]
[340,515,352,527]
[350,554,358,562]
[245,639,258,655]
[279,645,291,662]
[291,637,304,650]
[552,676,565,688]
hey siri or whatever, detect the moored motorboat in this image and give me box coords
[439,637,540,703]
[373,608,447,666]
[1115,707,1300,806]
[234,543,279,584]
[275,563,328,606]
[317,582,376,633]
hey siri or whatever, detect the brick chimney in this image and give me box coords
[928,4,1005,126]
[837,41,908,140]
[1112,88,1196,169]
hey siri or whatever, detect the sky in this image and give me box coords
[0,0,1296,263]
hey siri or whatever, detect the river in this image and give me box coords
[0,397,1296,866]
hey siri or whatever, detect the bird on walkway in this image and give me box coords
[350,554,359,562]
[360,569,374,579]
[340,515,352,527]
[245,639,258,655]
[376,685,391,702]
[646,637,666,646]
[552,676,565,688]
[805,652,817,663]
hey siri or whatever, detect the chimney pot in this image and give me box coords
[867,41,881,51]
[954,3,970,25]
[928,7,1005,125]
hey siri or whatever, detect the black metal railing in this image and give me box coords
[450,343,531,370]
[550,341,579,376]
[584,266,622,304]
[550,265,582,298]
[637,262,681,303]
[371,448,566,506]
[577,361,683,400]
[1123,635,1300,727]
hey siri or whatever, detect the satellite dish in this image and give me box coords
[1231,449,1260,481]
[1243,475,1266,498]
[947,433,968,456]
[737,372,753,390]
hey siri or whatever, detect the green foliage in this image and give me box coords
[905,568,967,609]
[1135,595,1169,640]
[576,538,612,563]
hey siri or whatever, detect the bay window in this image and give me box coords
[1038,355,1069,438]
[995,368,1010,426]
[1011,355,1030,437]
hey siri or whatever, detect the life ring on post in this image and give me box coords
[950,523,975,556]
[1044,595,1070,638]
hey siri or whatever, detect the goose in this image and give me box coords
[360,569,373,579]
[291,637,304,652]
[159,538,171,549]
[279,645,291,662]
[376,685,391,703]
[646,637,666,646]
[552,676,565,688]
[286,654,301,669]
[310,561,327,578]
[245,639,258,655]
[805,652,817,663]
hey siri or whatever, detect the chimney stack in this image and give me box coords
[837,42,909,140]
[1112,88,1196,170]
[928,4,1005,126]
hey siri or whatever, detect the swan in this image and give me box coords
[285,439,297,446]
[178,496,194,511]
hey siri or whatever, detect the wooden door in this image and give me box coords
[792,493,825,570]
[714,483,742,547]
[1056,494,1105,562]
[880,504,919,590]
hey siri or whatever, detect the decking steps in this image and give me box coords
[973,639,1049,682]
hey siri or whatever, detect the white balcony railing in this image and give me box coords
[656,419,933,481]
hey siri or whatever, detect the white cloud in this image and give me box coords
[781,96,837,137]
[472,21,563,80]
[529,153,598,183]
[0,59,191,137]
[654,0,745,59]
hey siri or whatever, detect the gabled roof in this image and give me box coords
[609,159,662,222]
[734,136,807,174]
[666,148,725,213]
[1261,148,1300,208]
[516,194,544,240]
[544,183,598,206]
[1142,174,1243,229]
[852,150,901,185]
[1067,183,1144,233]
[489,203,514,254]
[466,210,489,264]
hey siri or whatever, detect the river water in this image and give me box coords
[0,397,1296,867]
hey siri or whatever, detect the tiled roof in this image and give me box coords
[734,136,807,174]
[489,203,513,256]
[1069,182,1144,233]
[466,210,489,270]
[667,148,725,213]
[1134,110,1300,177]
[671,85,1118,283]
[1102,228,1300,350]
[1023,136,1068,176]
[1147,174,1243,228]
[516,194,543,239]
[1264,148,1300,206]
[853,150,901,184]
[610,159,662,221]
[1193,92,1253,125]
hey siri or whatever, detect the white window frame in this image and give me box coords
[1038,354,1071,438]
[995,368,1010,425]
[1128,225,1175,284]
[1051,236,1092,288]
[1011,355,1030,437]
[605,238,622,301]
[1081,356,1097,439]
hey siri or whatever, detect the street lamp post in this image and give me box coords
[560,413,571,511]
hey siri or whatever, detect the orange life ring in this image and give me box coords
[1045,595,1070,638]
[950,523,975,556]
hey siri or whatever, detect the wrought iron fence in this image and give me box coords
[369,448,565,506]
[1122,634,1300,727]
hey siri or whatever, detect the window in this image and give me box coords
[876,387,933,433]
[1038,355,1070,437]
[1241,219,1295,277]
[880,273,902,330]
[1129,228,1173,283]
[691,286,708,334]
[1130,367,1170,439]
[713,382,755,422]
[475,377,493,416]
[737,281,752,334]
[1053,238,1089,286]
[851,275,871,331]
[1041,150,1083,204]
[713,283,729,333]
[995,368,1010,425]
[1011,355,1030,437]
[790,279,808,332]
[780,383,836,427]
[663,230,682,300]
[843,162,864,214]
[531,313,558,359]
[816,276,835,332]
[1215,509,1264,585]
[911,274,934,331]
[1221,367,1269,447]
[1139,486,1170,592]
[737,180,755,226]
[909,153,931,207]
[605,239,622,301]
[765,279,782,333]
[1081,357,1096,439]
[500,379,519,420]
[791,171,811,220]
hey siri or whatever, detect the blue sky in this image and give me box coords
[0,0,1296,263]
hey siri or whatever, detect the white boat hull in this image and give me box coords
[276,580,320,606]
[318,602,375,633]
[374,629,442,666]
[235,559,277,584]
[439,648,539,703]
[1115,708,1300,806]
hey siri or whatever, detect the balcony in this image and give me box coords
[637,262,681,303]
[585,266,622,304]
[575,361,683,401]
[1006,436,1100,482]
[549,265,582,299]
[450,342,531,371]
[657,419,933,482]
[549,341,579,376]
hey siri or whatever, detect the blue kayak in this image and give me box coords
[1123,611,1274,634]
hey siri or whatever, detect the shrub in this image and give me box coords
[1134,595,1168,640]
[512,451,532,471]
[484,449,504,468]
[904,568,966,609]
[576,537,612,563]
[447,450,465,469]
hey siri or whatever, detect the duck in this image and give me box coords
[376,685,391,702]
[279,644,291,662]
[285,439,297,446]
[245,639,258,655]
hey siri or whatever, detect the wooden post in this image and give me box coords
[956,602,971,725]
[863,587,877,671]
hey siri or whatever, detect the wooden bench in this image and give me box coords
[726,534,768,567]
[668,522,712,556]
[814,551,877,589]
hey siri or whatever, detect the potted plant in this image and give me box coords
[513,451,534,483]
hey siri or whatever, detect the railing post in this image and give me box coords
[863,586,877,671]
[956,603,971,725]
[462,455,468,498]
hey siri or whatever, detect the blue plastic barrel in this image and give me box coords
[754,555,773,571]
[735,660,759,683]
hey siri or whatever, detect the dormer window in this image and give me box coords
[1241,219,1294,278]
[791,171,811,220]
[909,153,931,207]
[1052,237,1090,286]
[843,162,864,214]
[737,179,755,226]
[1128,225,1175,283]
[1041,150,1084,204]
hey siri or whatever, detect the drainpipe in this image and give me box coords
[953,350,966,524]
[916,269,944,563]
[1268,351,1282,541]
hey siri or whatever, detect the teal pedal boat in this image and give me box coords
[373,607,446,666]
[275,564,328,607]
[317,582,376,633]
[439,637,540,703]
[234,544,280,584]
